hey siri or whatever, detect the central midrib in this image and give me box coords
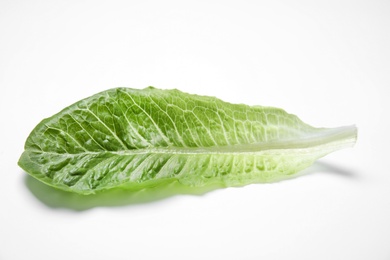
[27,125,357,156]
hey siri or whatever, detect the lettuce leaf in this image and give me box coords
[18,87,357,194]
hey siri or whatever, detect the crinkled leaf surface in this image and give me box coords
[18,87,357,194]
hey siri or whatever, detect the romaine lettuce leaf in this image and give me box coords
[18,87,357,194]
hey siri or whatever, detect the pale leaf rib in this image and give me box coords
[129,153,154,181]
[119,89,172,146]
[177,108,201,147]
[147,96,188,147]
[120,99,154,147]
[24,125,357,157]
[42,129,69,154]
[174,95,219,146]
[154,155,177,179]
[71,155,118,188]
[113,93,150,148]
[189,108,219,146]
[214,107,231,145]
[161,97,200,146]
[44,125,88,152]
[94,156,129,188]
[67,113,107,151]
[83,107,129,150]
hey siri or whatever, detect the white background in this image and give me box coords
[1,0,389,259]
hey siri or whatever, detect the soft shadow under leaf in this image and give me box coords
[300,161,358,179]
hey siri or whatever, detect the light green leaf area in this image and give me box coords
[18,87,357,195]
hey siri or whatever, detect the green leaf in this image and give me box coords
[18,87,357,195]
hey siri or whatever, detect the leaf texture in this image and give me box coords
[18,87,357,194]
